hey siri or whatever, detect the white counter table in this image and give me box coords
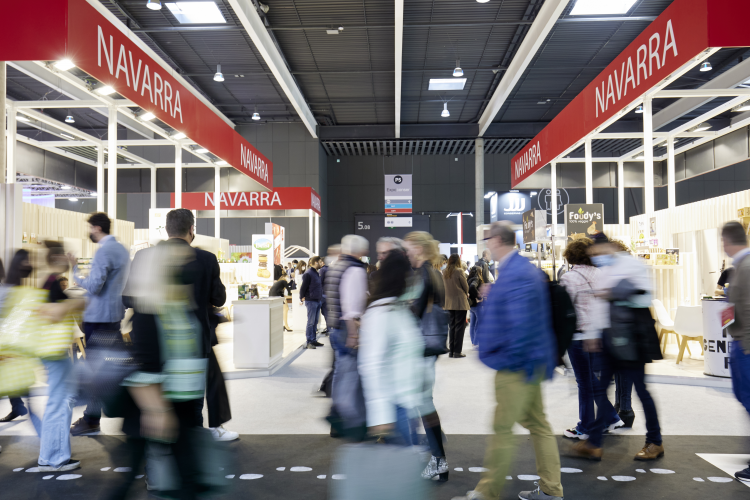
[232,298,284,369]
[701,298,732,378]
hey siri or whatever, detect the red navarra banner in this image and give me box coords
[0,0,272,192]
[510,0,750,188]
[172,188,321,216]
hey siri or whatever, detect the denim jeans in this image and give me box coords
[320,299,329,331]
[731,341,750,415]
[469,307,480,346]
[615,372,633,411]
[304,300,321,344]
[330,327,366,429]
[38,357,77,467]
[589,353,661,448]
[394,406,418,446]
[567,341,620,434]
[82,321,120,423]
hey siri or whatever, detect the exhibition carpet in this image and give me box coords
[0,434,748,499]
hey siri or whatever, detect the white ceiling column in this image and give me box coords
[667,136,676,209]
[478,0,570,136]
[97,145,105,212]
[308,210,314,256]
[618,160,625,225]
[6,102,16,184]
[107,104,118,220]
[550,161,556,229]
[228,0,318,138]
[175,144,183,209]
[151,164,157,215]
[643,96,654,214]
[585,138,593,203]
[314,213,319,256]
[395,0,404,139]
[214,166,221,239]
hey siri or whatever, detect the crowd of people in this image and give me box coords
[3,215,750,498]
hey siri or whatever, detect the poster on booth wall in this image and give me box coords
[251,235,274,297]
[522,209,546,243]
[265,223,285,266]
[564,204,603,241]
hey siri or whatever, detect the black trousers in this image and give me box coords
[448,310,467,355]
[196,348,232,428]
[82,321,121,423]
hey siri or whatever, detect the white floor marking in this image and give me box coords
[560,468,582,473]
[239,474,263,480]
[135,475,144,479]
[56,474,82,480]
[225,475,235,479]
[290,466,312,472]
[518,475,540,481]
[468,467,488,472]
[693,478,704,482]
[13,468,23,472]
[597,476,608,481]
[332,474,346,480]
[505,476,513,480]
[114,467,131,472]
[454,468,463,471]
[276,467,286,471]
[650,469,675,474]
[708,477,734,483]
[100,467,111,471]
[317,475,326,479]
[43,475,53,480]
[612,476,636,482]
[696,453,750,489]
[635,469,646,473]
[25,467,40,473]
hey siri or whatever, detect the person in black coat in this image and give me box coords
[164,209,234,441]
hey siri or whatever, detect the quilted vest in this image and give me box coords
[324,255,366,329]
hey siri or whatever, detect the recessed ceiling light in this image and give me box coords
[172,132,187,140]
[95,85,116,95]
[54,59,75,71]
[195,148,209,154]
[476,0,490,3]
[216,160,228,166]
[635,155,645,160]
[635,105,644,113]
[165,2,226,24]
[326,29,339,35]
[61,185,71,190]
[69,198,79,202]
[429,78,466,91]
[692,122,711,132]
[61,133,75,140]
[700,61,712,72]
[570,0,637,16]
[732,101,750,112]
[140,112,156,121]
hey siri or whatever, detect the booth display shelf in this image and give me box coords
[232,298,284,370]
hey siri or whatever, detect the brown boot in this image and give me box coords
[634,442,664,461]
[570,440,603,461]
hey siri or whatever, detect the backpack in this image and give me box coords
[548,281,577,363]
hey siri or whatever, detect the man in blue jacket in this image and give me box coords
[453,222,563,500]
[69,212,130,435]
[300,256,325,349]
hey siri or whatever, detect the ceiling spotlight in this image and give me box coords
[635,105,644,113]
[252,106,261,121]
[61,133,75,140]
[216,160,228,166]
[95,85,116,95]
[453,59,463,78]
[65,115,75,124]
[147,0,162,10]
[61,185,71,190]
[214,64,224,82]
[476,0,490,3]
[140,111,155,121]
[691,122,711,132]
[700,61,712,72]
[69,198,79,202]
[16,115,30,122]
[53,59,75,71]
[733,101,750,112]
[172,132,187,140]
[441,102,450,118]
[195,147,209,154]
[635,155,645,160]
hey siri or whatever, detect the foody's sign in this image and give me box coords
[565,204,604,241]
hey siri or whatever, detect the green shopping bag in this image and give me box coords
[0,356,39,397]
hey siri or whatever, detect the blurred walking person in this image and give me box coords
[571,233,663,462]
[69,212,130,435]
[453,222,563,500]
[325,235,369,439]
[300,256,325,349]
[319,245,340,336]
[443,254,470,358]
[404,231,451,482]
[559,239,623,441]
[720,222,750,482]
[359,250,424,445]
[467,265,484,349]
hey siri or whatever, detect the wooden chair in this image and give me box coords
[652,299,678,353]
[673,306,704,364]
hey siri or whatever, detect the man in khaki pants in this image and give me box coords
[453,222,563,500]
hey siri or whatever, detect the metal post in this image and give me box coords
[6,102,16,184]
[150,165,156,212]
[107,104,117,218]
[308,209,313,255]
[585,138,593,203]
[475,137,485,255]
[97,145,105,212]
[314,212,319,256]
[214,165,220,239]
[618,160,625,225]
[174,144,182,209]
[550,161,557,280]
[643,96,654,214]
[667,135,676,209]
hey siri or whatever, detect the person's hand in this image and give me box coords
[479,283,492,298]
[141,407,178,443]
[583,338,602,353]
[67,252,78,269]
[300,298,305,304]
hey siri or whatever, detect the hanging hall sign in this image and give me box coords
[172,187,321,215]
[510,0,750,188]
[384,174,413,214]
[0,0,273,192]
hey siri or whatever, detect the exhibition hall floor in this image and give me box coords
[1,340,749,499]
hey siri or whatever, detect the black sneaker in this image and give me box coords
[736,467,750,483]
[70,417,100,436]
[0,411,21,422]
[312,341,324,347]
[37,459,81,472]
[305,343,317,349]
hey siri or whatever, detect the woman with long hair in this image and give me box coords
[442,254,470,358]
[404,231,450,482]
[467,265,484,348]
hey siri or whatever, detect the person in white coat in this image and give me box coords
[358,250,425,446]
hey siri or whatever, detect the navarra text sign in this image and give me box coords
[511,0,750,187]
[172,187,321,215]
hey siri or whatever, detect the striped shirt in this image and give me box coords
[560,265,600,341]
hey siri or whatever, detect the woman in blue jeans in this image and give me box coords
[467,266,484,347]
[559,240,623,440]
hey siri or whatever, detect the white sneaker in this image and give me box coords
[210,426,239,441]
[606,419,625,433]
